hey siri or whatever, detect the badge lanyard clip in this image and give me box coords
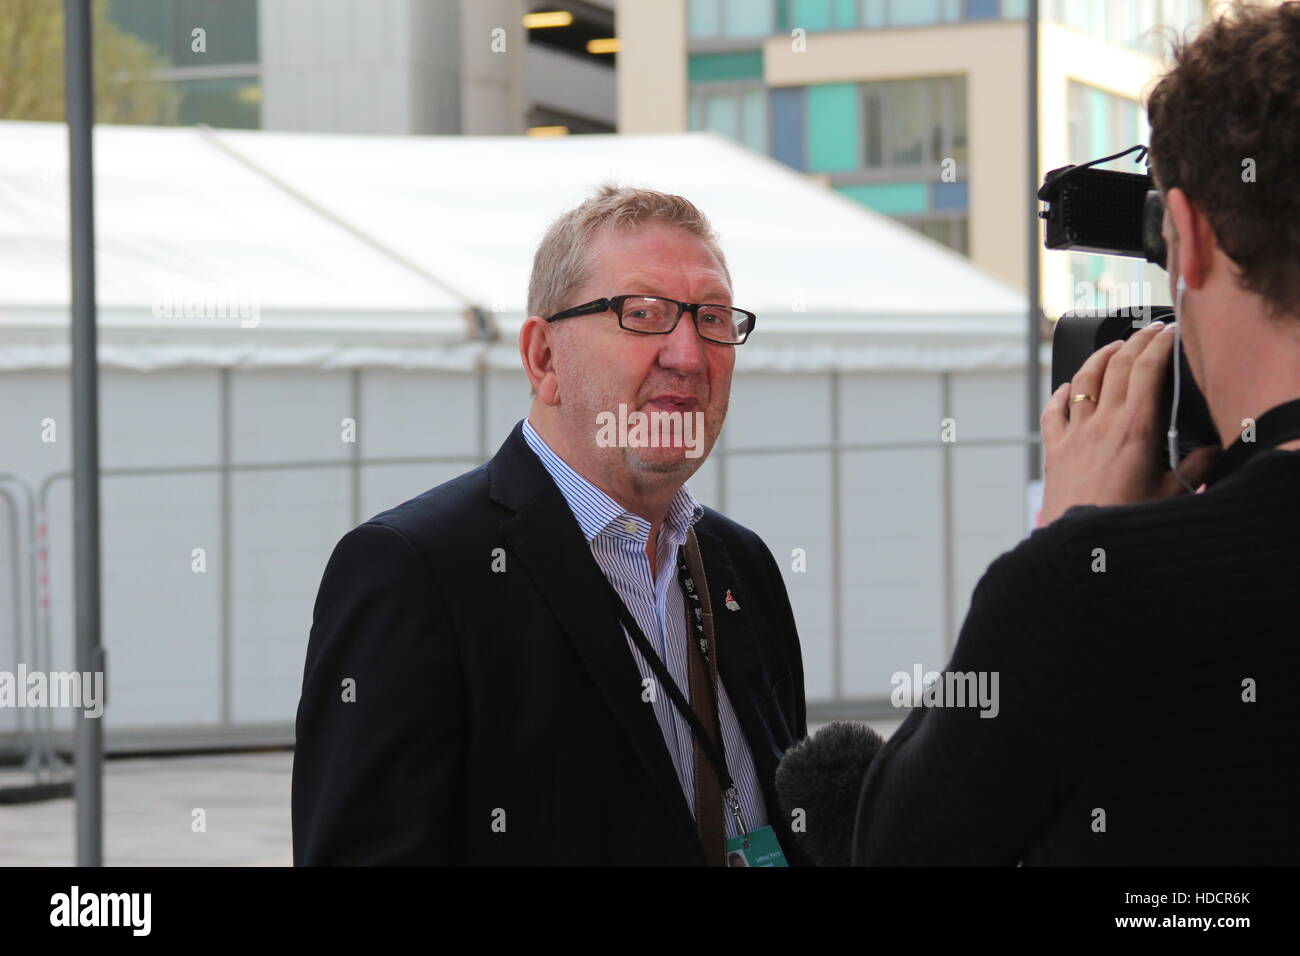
[725,786,748,839]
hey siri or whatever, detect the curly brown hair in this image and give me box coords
[1146,0,1300,316]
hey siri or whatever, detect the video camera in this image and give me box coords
[1038,145,1219,468]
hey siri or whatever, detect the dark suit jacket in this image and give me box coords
[292,419,811,865]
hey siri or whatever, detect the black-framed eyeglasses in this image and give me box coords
[545,295,756,345]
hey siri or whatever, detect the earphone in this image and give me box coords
[1168,275,1196,491]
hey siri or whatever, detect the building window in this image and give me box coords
[836,182,929,214]
[689,87,769,154]
[770,86,805,169]
[688,51,765,82]
[752,76,969,173]
[887,79,928,165]
[1042,0,1202,55]
[1067,82,1145,175]
[865,76,967,171]
[174,76,260,128]
[760,75,970,251]
[687,0,1124,37]
[774,0,1022,31]
[688,0,776,38]
[689,0,722,36]
[741,0,1203,33]
[689,69,972,255]
[725,0,778,35]
[1066,81,1147,168]
[808,83,862,171]
[889,0,960,27]
[108,0,259,66]
[910,216,971,255]
[965,0,1002,18]
[106,0,260,128]
[948,75,969,163]
[788,0,857,31]
[687,46,768,153]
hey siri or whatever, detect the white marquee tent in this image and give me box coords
[0,119,1041,753]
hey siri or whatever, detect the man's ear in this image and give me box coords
[1165,187,1217,291]
[519,316,561,405]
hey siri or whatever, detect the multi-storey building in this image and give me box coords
[102,0,618,136]
[618,0,1209,318]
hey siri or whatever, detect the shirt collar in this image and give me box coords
[522,417,703,545]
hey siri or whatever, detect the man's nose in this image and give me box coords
[656,309,708,372]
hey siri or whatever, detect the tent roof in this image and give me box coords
[0,120,1030,368]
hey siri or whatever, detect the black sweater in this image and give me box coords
[853,449,1300,865]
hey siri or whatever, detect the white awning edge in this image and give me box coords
[1,341,1051,374]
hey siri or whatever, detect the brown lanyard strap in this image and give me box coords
[681,528,729,865]
[602,527,748,835]
[681,528,748,837]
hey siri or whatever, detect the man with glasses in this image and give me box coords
[293,184,810,866]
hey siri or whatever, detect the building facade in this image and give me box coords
[102,0,618,136]
[618,0,1207,320]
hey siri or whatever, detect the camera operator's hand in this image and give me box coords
[1040,321,1218,525]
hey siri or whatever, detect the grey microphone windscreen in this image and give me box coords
[775,720,885,867]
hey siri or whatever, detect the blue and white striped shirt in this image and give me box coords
[522,418,768,839]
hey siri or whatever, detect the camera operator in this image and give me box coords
[852,1,1300,865]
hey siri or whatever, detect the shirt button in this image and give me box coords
[623,520,638,535]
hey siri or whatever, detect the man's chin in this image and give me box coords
[624,447,701,476]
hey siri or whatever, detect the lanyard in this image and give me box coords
[1203,398,1300,487]
[603,541,748,836]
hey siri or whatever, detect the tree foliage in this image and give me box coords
[0,0,179,123]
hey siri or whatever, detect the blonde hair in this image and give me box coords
[526,182,732,321]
